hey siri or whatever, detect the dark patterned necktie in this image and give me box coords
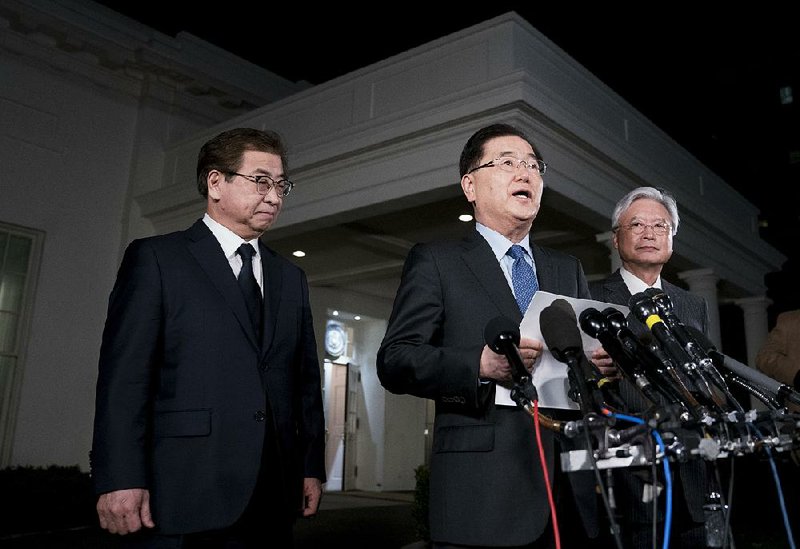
[507,244,538,313]
[236,243,262,335]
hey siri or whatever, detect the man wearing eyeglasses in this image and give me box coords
[378,123,601,547]
[91,127,326,547]
[589,186,717,548]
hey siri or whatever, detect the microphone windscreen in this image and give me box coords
[484,316,520,351]
[540,299,582,352]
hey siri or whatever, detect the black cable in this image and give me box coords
[580,423,624,549]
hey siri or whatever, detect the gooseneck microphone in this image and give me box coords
[484,316,538,406]
[540,299,605,413]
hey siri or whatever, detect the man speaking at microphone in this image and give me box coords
[377,123,600,548]
[589,186,715,548]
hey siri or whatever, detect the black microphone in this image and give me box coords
[685,326,800,408]
[579,307,659,405]
[644,288,735,403]
[540,299,604,413]
[484,316,538,406]
[602,307,701,413]
[645,288,711,362]
[628,292,726,412]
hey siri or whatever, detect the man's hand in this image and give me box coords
[300,477,323,517]
[590,347,620,379]
[480,337,543,382]
[96,488,154,535]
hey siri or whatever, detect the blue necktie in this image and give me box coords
[507,244,538,313]
[236,243,263,335]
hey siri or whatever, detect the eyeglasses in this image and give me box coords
[617,221,672,236]
[467,156,547,176]
[226,172,294,197]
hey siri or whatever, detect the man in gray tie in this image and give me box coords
[378,123,600,548]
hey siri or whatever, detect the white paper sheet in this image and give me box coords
[494,291,629,409]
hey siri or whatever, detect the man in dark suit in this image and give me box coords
[377,123,600,548]
[91,127,326,547]
[589,186,714,548]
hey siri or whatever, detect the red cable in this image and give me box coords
[533,400,561,549]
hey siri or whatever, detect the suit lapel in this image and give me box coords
[186,220,261,350]
[258,242,282,355]
[530,243,552,293]
[461,232,521,322]
[603,270,632,306]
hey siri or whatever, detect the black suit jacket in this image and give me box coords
[377,230,596,546]
[589,269,710,523]
[91,219,326,534]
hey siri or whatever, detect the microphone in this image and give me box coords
[579,307,660,405]
[601,307,702,413]
[645,288,711,361]
[644,288,736,406]
[628,292,726,412]
[540,299,604,413]
[685,326,800,408]
[484,316,538,406]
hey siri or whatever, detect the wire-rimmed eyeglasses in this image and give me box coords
[467,156,547,176]
[226,172,294,197]
[616,221,672,236]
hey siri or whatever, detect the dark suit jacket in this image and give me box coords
[589,269,709,524]
[377,230,596,546]
[91,219,326,535]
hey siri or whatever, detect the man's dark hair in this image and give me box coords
[458,123,542,177]
[196,127,288,197]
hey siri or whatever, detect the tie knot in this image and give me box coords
[237,243,257,261]
[507,244,527,261]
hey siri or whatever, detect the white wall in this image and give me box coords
[0,52,140,467]
[0,0,301,469]
[0,3,787,491]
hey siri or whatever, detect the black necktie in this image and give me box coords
[236,243,262,336]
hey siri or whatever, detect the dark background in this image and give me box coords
[96,2,800,319]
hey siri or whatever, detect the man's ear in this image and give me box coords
[612,231,619,250]
[207,170,223,200]
[461,173,475,203]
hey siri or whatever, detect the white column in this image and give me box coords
[734,295,772,410]
[595,231,619,273]
[734,295,772,368]
[678,268,721,349]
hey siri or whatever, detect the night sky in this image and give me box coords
[95,2,800,311]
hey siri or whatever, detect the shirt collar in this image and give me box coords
[476,222,532,261]
[202,213,260,260]
[619,266,661,295]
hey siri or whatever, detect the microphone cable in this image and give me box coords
[578,409,624,549]
[602,408,674,549]
[532,401,561,549]
[745,422,797,549]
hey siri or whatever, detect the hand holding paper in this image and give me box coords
[494,291,628,409]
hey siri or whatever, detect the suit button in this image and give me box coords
[254,411,266,422]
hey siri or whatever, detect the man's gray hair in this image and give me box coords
[611,186,679,235]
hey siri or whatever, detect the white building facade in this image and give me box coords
[0,0,784,493]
